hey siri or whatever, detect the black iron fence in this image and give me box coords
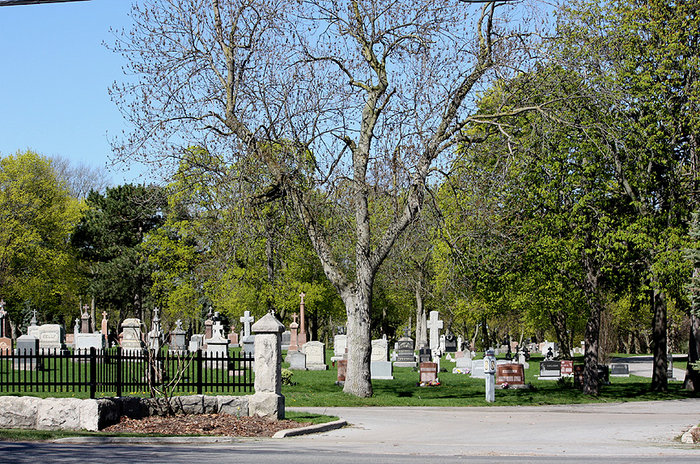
[0,347,254,398]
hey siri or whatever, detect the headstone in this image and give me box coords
[281,330,291,351]
[444,332,457,352]
[336,359,347,383]
[419,362,438,384]
[439,334,446,354]
[75,332,104,351]
[427,311,443,357]
[206,320,229,367]
[242,334,255,357]
[240,310,255,355]
[287,350,306,370]
[539,360,561,379]
[610,363,630,377]
[120,318,143,352]
[371,339,388,362]
[561,359,573,376]
[332,334,347,362]
[228,331,240,347]
[470,358,485,378]
[667,352,674,380]
[35,324,65,352]
[170,319,187,352]
[15,334,39,370]
[0,336,11,355]
[288,313,299,352]
[80,305,91,334]
[371,359,394,380]
[496,363,525,387]
[453,356,472,374]
[517,351,530,369]
[240,311,254,338]
[418,346,432,363]
[302,340,327,370]
[188,334,204,352]
[394,331,417,367]
[147,308,163,351]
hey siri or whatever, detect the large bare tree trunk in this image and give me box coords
[651,287,668,392]
[342,277,374,397]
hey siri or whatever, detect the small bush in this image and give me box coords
[281,368,296,386]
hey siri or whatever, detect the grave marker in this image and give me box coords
[539,360,561,379]
[427,311,443,356]
[496,363,525,387]
[302,340,327,370]
[419,362,438,383]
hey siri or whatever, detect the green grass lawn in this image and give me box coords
[282,353,697,407]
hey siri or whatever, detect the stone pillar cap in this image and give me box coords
[252,313,285,334]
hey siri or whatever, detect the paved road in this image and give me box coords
[1,400,699,463]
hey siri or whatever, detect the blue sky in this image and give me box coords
[0,0,149,185]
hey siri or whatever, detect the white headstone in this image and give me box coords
[427,311,443,354]
[240,311,254,338]
[121,318,143,352]
[302,341,327,370]
[371,339,388,362]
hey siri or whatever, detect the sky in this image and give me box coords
[0,0,150,186]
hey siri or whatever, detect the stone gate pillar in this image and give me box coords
[249,313,285,420]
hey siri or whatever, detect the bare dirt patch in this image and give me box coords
[101,413,311,437]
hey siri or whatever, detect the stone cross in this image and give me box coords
[30,309,38,327]
[289,312,299,351]
[428,311,443,353]
[240,310,254,338]
[175,319,183,331]
[298,293,307,346]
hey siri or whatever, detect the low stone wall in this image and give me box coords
[0,394,249,432]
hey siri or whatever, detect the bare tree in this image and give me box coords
[51,156,111,199]
[110,0,540,397]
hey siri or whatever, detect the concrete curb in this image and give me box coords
[49,419,348,444]
[272,419,347,438]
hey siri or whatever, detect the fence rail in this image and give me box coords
[0,347,254,398]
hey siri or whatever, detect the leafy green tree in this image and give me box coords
[0,151,82,333]
[556,0,699,391]
[72,184,166,322]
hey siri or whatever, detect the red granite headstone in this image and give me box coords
[496,363,525,386]
[337,359,347,382]
[561,360,573,376]
[0,337,11,355]
[419,362,438,383]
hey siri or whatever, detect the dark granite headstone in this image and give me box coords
[610,363,630,376]
[539,360,561,378]
[419,346,432,363]
[444,333,457,353]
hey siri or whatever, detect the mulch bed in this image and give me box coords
[101,413,311,437]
